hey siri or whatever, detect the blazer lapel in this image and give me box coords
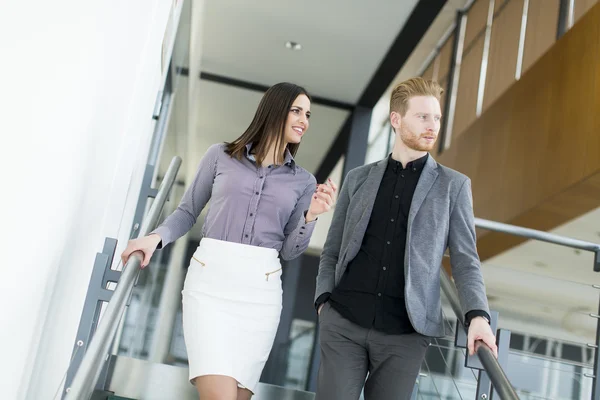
[408,155,439,228]
[350,158,387,243]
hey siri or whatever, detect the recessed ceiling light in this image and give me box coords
[285,41,302,51]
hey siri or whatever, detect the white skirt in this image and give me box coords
[182,238,283,393]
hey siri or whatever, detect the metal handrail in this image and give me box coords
[438,217,600,398]
[475,217,600,400]
[475,217,600,253]
[65,156,182,400]
[440,270,520,399]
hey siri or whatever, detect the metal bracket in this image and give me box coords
[152,90,163,120]
[476,370,492,400]
[63,237,118,398]
[455,311,499,370]
[130,164,157,239]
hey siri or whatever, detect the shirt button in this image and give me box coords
[245,234,249,238]
[387,241,391,245]
[395,195,399,199]
[250,213,253,217]
[259,176,264,179]
[255,191,259,195]
[401,174,404,178]
[296,245,299,248]
[390,218,394,222]
[383,266,387,271]
[377,293,382,297]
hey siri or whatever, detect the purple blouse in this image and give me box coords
[152,143,318,260]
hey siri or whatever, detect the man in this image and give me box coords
[314,77,497,400]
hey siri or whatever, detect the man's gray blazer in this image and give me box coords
[315,155,490,337]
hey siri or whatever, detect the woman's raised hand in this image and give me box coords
[306,178,338,221]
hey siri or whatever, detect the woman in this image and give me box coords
[121,82,337,400]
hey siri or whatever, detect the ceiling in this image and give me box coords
[199,0,419,104]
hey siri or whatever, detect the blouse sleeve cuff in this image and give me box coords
[150,226,171,249]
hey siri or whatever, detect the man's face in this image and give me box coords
[391,96,442,152]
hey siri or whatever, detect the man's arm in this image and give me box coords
[314,173,352,307]
[448,178,496,356]
[447,178,490,317]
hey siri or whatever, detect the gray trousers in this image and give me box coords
[315,302,431,400]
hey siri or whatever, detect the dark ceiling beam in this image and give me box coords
[176,67,354,111]
[315,0,448,181]
[358,0,448,108]
[315,116,351,183]
[200,72,355,111]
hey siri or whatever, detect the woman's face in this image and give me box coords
[284,94,311,145]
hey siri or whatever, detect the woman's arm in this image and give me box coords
[151,144,221,248]
[279,177,318,261]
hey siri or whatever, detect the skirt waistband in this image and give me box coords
[195,238,279,261]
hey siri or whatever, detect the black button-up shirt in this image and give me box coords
[318,154,490,334]
[328,154,428,334]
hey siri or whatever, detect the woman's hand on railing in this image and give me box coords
[468,317,498,357]
[120,234,162,268]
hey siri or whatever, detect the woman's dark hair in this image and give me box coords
[225,82,311,166]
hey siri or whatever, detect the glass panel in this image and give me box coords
[417,333,479,399]
[365,121,392,165]
[506,352,594,400]
[414,270,597,400]
[115,245,174,359]
[283,320,317,390]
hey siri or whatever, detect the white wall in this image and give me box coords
[0,1,185,398]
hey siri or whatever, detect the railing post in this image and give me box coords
[557,0,575,39]
[591,275,600,400]
[476,370,492,400]
[439,9,466,153]
[129,164,159,238]
[63,238,120,398]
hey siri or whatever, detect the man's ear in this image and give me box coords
[390,111,402,130]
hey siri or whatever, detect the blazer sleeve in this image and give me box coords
[447,178,490,317]
[314,172,352,303]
